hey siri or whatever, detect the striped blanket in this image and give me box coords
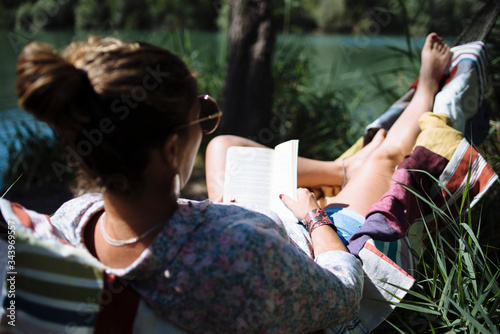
[365,41,490,145]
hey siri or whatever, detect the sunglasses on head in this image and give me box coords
[175,95,222,134]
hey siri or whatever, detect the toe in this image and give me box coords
[437,42,445,53]
[424,32,437,49]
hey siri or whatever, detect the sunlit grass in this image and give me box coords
[374,166,500,333]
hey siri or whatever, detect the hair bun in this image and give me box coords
[16,42,92,127]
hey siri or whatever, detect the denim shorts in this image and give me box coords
[324,206,365,245]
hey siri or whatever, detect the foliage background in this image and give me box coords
[0,0,491,35]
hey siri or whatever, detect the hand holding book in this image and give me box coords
[278,188,320,221]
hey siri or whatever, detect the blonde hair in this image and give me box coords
[16,36,197,194]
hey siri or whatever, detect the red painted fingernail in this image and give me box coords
[279,194,284,199]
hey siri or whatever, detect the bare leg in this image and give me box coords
[383,33,451,156]
[205,135,349,202]
[205,132,385,202]
[326,33,451,216]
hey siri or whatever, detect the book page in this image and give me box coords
[270,140,298,223]
[223,146,274,208]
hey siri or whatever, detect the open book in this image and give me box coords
[223,140,299,223]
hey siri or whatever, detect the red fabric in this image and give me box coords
[364,243,414,279]
[10,202,36,229]
[94,273,141,334]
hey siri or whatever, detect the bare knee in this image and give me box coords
[207,135,238,157]
[206,135,263,158]
[205,136,236,202]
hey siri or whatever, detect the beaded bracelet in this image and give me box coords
[303,208,337,236]
[340,157,348,189]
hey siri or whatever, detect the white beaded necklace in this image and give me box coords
[99,213,164,247]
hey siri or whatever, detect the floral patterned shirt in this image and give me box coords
[51,193,363,333]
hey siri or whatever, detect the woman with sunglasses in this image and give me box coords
[13,36,364,333]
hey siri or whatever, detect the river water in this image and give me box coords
[0,29,423,189]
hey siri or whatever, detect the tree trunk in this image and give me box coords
[453,0,500,45]
[219,0,276,143]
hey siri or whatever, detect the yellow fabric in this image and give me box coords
[415,112,464,160]
[337,136,365,160]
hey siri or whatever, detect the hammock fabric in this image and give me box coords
[330,40,498,332]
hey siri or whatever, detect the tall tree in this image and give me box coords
[219,0,276,142]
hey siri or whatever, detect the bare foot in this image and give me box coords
[343,128,386,181]
[418,33,451,97]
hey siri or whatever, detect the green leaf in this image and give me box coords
[448,299,492,334]
[1,174,23,198]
